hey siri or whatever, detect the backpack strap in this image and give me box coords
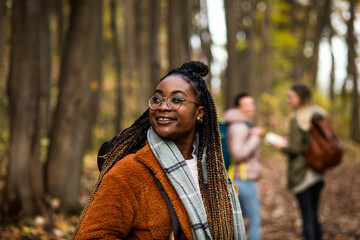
[97,133,119,171]
[149,169,182,240]
[245,122,254,129]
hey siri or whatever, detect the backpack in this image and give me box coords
[97,133,119,171]
[219,122,231,170]
[305,116,343,172]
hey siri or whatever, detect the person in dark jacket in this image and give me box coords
[74,61,246,240]
[274,84,325,240]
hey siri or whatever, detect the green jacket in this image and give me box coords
[283,110,324,190]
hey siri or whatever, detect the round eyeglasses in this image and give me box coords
[148,95,200,110]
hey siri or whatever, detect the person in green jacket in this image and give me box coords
[274,83,325,240]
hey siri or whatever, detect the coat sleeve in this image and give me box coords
[282,118,310,156]
[76,170,139,239]
[228,123,262,163]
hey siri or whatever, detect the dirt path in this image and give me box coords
[258,152,360,240]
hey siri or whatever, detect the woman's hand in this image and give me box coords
[273,137,289,150]
[250,127,265,138]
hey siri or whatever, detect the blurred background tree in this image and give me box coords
[0,0,359,237]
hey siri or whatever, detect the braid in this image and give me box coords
[73,110,150,237]
[198,91,234,239]
[165,61,235,239]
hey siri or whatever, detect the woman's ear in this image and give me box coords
[197,106,205,119]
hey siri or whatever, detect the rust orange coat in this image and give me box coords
[76,144,193,239]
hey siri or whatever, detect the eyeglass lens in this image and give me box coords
[148,95,183,110]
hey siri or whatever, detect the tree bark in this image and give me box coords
[244,0,256,93]
[259,0,272,128]
[327,0,335,102]
[138,0,151,110]
[347,0,360,142]
[40,0,52,134]
[123,0,136,84]
[309,0,330,88]
[110,0,123,133]
[52,0,64,57]
[261,0,271,93]
[289,0,306,83]
[4,0,50,220]
[0,0,7,73]
[149,0,161,91]
[224,0,240,109]
[199,0,213,88]
[329,36,336,102]
[46,0,103,213]
[168,0,190,69]
[181,0,191,62]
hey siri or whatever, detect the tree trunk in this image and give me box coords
[199,0,213,88]
[327,0,335,102]
[138,0,151,110]
[39,0,51,135]
[0,0,8,72]
[110,0,123,133]
[261,0,271,93]
[85,1,103,150]
[245,0,256,93]
[329,36,335,102]
[149,0,161,91]
[224,0,240,109]
[289,0,306,83]
[309,0,330,88]
[46,0,103,213]
[168,0,190,69]
[123,0,136,85]
[347,0,360,142]
[4,0,50,220]
[181,0,191,61]
[260,0,272,128]
[52,0,64,57]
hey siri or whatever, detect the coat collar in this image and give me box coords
[135,144,193,239]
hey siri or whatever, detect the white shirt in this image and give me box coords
[185,145,208,218]
[185,157,200,191]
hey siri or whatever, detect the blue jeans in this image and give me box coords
[233,179,261,240]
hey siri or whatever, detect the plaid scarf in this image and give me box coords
[147,127,246,239]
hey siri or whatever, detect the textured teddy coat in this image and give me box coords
[76,144,193,239]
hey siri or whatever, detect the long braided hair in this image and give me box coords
[74,61,234,239]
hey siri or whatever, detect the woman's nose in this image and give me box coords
[158,99,171,111]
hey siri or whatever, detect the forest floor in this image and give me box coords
[1,141,359,240]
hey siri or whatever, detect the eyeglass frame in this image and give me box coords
[148,94,201,111]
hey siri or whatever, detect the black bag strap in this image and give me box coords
[149,169,182,240]
[97,133,119,171]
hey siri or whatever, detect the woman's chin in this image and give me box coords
[154,128,173,139]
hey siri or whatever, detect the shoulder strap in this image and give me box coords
[97,133,119,171]
[149,170,182,240]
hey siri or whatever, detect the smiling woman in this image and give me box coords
[74,61,246,240]
[148,75,204,158]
